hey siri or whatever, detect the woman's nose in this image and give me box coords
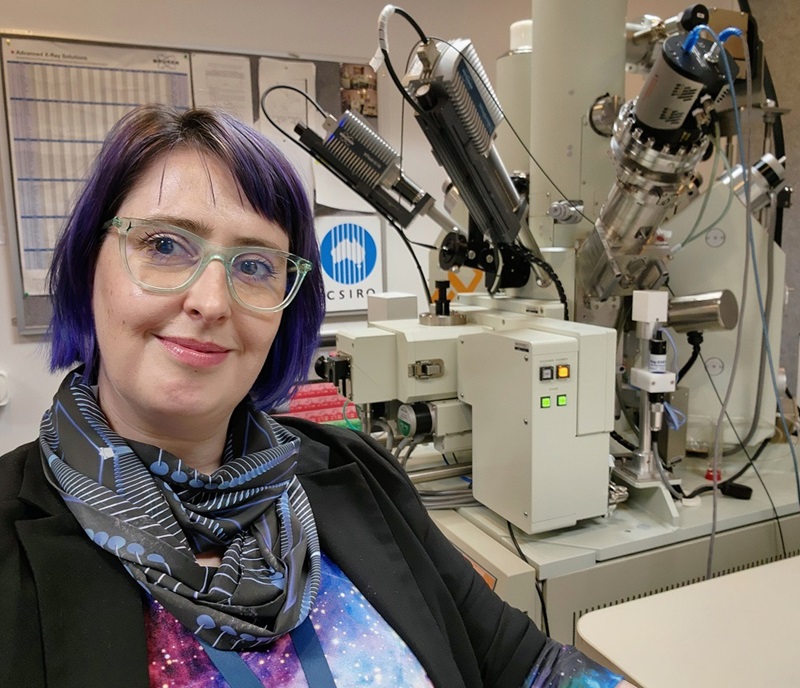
[182,259,232,322]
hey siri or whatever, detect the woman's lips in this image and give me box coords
[157,336,230,368]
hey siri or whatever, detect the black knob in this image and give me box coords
[680,4,709,31]
[439,231,468,270]
[435,280,450,316]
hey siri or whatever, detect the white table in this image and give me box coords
[576,555,800,687]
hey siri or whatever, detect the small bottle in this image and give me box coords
[649,332,667,373]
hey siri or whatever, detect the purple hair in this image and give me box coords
[48,104,325,411]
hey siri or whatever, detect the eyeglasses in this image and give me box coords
[104,217,313,313]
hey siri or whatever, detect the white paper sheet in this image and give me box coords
[191,53,253,124]
[257,57,318,200]
[2,38,191,295]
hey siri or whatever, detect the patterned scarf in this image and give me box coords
[39,370,320,651]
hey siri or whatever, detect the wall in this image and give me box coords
[747,0,800,405]
[1,0,797,453]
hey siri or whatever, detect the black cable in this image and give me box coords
[522,248,569,320]
[687,354,787,556]
[610,430,637,452]
[390,44,441,277]
[259,85,341,173]
[260,85,327,137]
[378,6,428,116]
[677,331,703,382]
[506,521,550,637]
[390,219,433,304]
[682,437,769,498]
[407,239,437,250]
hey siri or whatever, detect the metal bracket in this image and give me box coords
[408,359,445,379]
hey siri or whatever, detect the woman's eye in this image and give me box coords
[233,252,284,282]
[141,232,195,259]
[152,236,175,254]
[239,258,275,278]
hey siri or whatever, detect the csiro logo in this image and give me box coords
[320,222,377,285]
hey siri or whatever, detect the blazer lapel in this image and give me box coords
[301,463,464,688]
[17,447,149,688]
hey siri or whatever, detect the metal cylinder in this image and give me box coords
[527,0,626,245]
[668,290,738,332]
[718,153,786,213]
[495,20,532,176]
[635,34,727,139]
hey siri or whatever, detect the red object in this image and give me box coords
[290,382,340,399]
[275,407,359,423]
[286,394,352,412]
[274,382,359,427]
[705,468,722,481]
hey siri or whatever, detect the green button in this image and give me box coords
[540,396,551,409]
[557,394,567,407]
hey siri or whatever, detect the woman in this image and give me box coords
[0,105,628,687]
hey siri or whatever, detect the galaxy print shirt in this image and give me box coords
[146,551,434,687]
[146,551,623,688]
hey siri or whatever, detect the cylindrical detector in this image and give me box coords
[668,290,738,332]
[634,34,730,142]
[719,153,786,213]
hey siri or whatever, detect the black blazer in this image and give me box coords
[0,418,545,688]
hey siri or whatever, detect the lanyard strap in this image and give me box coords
[291,617,338,688]
[199,617,336,688]
[199,639,264,688]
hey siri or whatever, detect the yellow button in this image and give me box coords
[556,364,570,379]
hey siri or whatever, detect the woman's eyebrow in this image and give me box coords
[146,214,286,250]
[148,214,211,237]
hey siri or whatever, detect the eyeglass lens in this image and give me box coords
[124,223,298,309]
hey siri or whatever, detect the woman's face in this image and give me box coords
[92,148,288,442]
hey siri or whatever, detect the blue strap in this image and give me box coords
[199,639,264,688]
[291,617,338,687]
[198,618,336,688]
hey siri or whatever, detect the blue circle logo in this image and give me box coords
[320,223,377,285]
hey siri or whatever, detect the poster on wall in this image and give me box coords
[1,37,191,296]
[315,215,383,313]
[257,57,317,198]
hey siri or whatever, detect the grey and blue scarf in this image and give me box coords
[39,370,320,650]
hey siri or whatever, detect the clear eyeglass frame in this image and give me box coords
[103,216,313,313]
